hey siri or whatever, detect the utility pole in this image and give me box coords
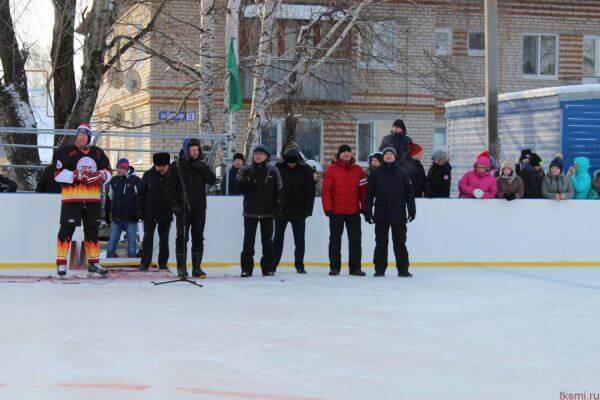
[485,0,499,161]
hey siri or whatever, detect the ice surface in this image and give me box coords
[1,266,599,400]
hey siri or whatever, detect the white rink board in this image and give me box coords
[1,193,600,264]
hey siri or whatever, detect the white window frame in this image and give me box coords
[522,33,559,80]
[467,31,485,57]
[433,125,447,152]
[260,119,323,161]
[357,21,397,70]
[435,28,452,56]
[583,35,600,83]
[356,121,377,166]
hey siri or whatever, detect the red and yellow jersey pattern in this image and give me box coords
[54,145,112,203]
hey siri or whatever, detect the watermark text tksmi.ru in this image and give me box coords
[560,392,600,400]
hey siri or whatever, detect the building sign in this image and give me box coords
[158,111,196,122]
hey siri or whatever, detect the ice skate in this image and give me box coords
[57,264,67,278]
[87,262,108,278]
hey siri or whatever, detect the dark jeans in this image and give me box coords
[328,213,362,272]
[141,219,171,268]
[241,217,274,275]
[175,208,206,261]
[373,221,409,274]
[272,218,306,271]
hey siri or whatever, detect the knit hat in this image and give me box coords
[76,123,93,145]
[392,119,407,134]
[337,144,352,157]
[477,150,490,159]
[549,153,563,172]
[232,153,245,163]
[530,153,542,167]
[253,145,271,158]
[381,147,396,158]
[153,152,170,166]
[520,149,533,162]
[475,155,491,170]
[431,150,448,163]
[117,158,130,170]
[368,152,384,164]
[500,159,514,175]
[283,148,300,164]
[408,143,423,157]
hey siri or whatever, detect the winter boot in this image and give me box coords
[241,271,252,278]
[398,271,413,278]
[139,264,149,271]
[88,262,108,277]
[191,253,206,279]
[349,269,366,276]
[158,265,170,272]
[262,271,275,277]
[176,253,188,279]
[296,267,307,274]
[329,270,340,276]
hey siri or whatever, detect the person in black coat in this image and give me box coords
[138,152,173,271]
[0,172,17,192]
[522,153,545,199]
[364,147,416,277]
[427,150,451,198]
[220,152,245,195]
[105,158,142,258]
[35,152,61,193]
[400,142,429,198]
[378,119,413,158]
[236,145,283,277]
[167,138,217,279]
[272,148,316,274]
[515,149,533,177]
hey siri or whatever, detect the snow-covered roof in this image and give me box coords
[445,84,600,108]
[244,4,345,20]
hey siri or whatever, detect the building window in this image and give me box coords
[468,32,485,56]
[433,126,447,152]
[260,119,322,161]
[435,28,452,56]
[523,34,558,78]
[358,21,397,69]
[584,36,600,83]
[356,122,376,164]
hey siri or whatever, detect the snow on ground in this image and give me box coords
[1,266,599,400]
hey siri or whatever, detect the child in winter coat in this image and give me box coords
[567,156,592,199]
[542,154,574,201]
[496,160,524,201]
[458,154,497,199]
[427,150,451,198]
[587,170,600,199]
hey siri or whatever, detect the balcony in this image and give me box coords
[240,58,352,102]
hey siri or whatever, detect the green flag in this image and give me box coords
[227,38,242,113]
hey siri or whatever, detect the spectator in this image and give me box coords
[272,147,316,274]
[168,138,217,279]
[322,144,367,276]
[567,156,592,199]
[400,143,429,198]
[458,154,497,199]
[427,150,451,198]
[105,158,142,258]
[522,153,545,199]
[366,152,383,177]
[477,150,499,177]
[138,152,173,272]
[378,119,413,158]
[496,160,524,201]
[515,149,533,177]
[542,154,574,201]
[220,152,245,195]
[364,147,416,277]
[236,145,283,277]
[0,170,17,193]
[35,152,61,193]
[587,170,600,199]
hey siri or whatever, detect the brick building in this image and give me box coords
[93,0,600,171]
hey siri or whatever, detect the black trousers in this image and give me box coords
[175,208,206,260]
[272,218,306,271]
[328,213,362,272]
[241,217,274,275]
[141,219,171,268]
[373,221,409,274]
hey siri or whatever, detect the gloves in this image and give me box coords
[473,188,484,199]
[504,192,516,201]
[325,210,334,218]
[85,171,106,185]
[74,170,88,183]
[408,211,416,223]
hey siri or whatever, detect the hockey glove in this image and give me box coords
[85,171,106,185]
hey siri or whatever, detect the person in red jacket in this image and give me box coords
[322,145,367,276]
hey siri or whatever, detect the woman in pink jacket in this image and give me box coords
[458,155,498,199]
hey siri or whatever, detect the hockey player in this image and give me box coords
[54,123,112,277]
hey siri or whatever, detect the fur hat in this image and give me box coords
[530,153,542,167]
[519,149,533,162]
[153,152,170,166]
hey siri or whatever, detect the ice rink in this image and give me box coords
[1,266,599,400]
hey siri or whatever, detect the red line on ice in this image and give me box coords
[57,382,150,391]
[176,386,323,400]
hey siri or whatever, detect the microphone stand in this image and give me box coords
[152,156,202,287]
